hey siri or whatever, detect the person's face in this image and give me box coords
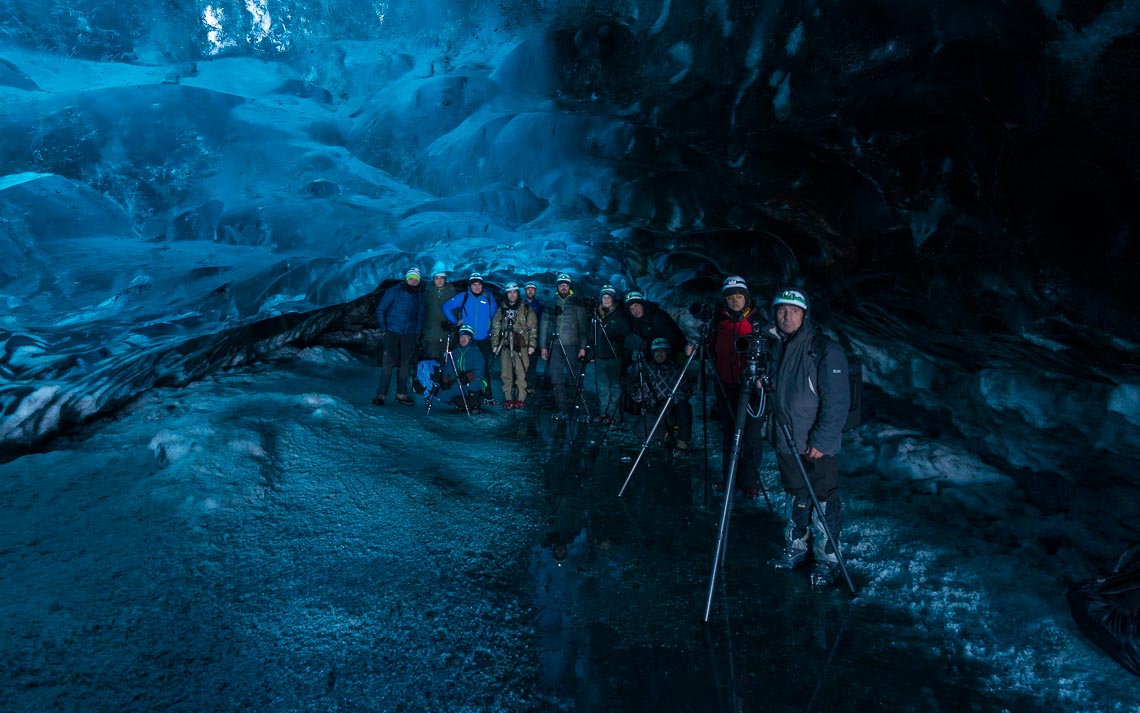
[725,292,747,312]
[653,349,668,363]
[459,334,472,347]
[470,281,483,294]
[525,286,536,300]
[507,289,519,302]
[776,304,805,335]
[433,275,446,288]
[601,294,614,308]
[406,277,420,287]
[557,282,570,297]
[628,303,644,319]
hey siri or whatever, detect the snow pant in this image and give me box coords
[778,454,842,557]
[499,349,530,403]
[595,356,623,418]
[716,383,765,489]
[547,343,581,413]
[377,332,418,398]
[652,399,693,444]
[475,337,493,388]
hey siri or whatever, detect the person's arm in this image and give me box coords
[441,293,460,325]
[375,288,393,333]
[491,310,503,351]
[807,339,851,456]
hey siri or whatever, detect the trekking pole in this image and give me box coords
[777,421,856,596]
[618,343,700,497]
[703,355,762,621]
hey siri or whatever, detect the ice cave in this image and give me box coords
[1,1,1139,711]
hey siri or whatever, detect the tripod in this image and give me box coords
[703,351,767,621]
[618,344,700,497]
[443,337,474,416]
[423,332,451,415]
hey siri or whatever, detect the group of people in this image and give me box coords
[371,267,852,587]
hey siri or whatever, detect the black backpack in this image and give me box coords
[808,333,863,431]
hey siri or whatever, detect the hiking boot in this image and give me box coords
[770,537,810,570]
[514,401,527,410]
[372,396,385,406]
[810,560,840,588]
[395,394,413,406]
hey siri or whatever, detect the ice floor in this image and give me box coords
[1,349,1137,712]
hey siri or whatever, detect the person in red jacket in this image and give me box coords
[706,275,767,498]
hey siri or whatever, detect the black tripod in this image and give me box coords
[703,350,768,621]
[423,332,451,415]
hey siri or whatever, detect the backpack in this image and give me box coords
[808,333,862,431]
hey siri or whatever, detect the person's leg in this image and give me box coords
[549,347,570,414]
[772,454,813,569]
[515,352,531,405]
[395,333,418,398]
[499,350,515,403]
[375,331,399,402]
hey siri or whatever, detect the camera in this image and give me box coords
[689,302,715,320]
[734,332,770,362]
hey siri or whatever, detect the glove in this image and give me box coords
[463,370,477,384]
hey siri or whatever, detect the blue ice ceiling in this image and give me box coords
[1,0,1139,461]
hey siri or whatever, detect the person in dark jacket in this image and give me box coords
[423,268,456,361]
[587,285,630,423]
[764,286,850,587]
[435,325,486,413]
[523,280,543,395]
[626,337,694,456]
[373,267,425,406]
[624,291,686,363]
[442,272,498,403]
[706,276,767,497]
[539,273,590,420]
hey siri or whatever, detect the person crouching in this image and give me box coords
[435,325,486,413]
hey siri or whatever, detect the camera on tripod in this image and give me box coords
[734,332,770,362]
[689,302,715,320]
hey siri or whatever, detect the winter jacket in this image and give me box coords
[589,304,630,360]
[424,283,457,341]
[626,301,685,358]
[627,358,691,410]
[441,344,486,388]
[375,283,424,336]
[526,296,544,325]
[539,291,589,351]
[442,289,497,340]
[491,299,538,353]
[708,303,765,385]
[765,313,850,456]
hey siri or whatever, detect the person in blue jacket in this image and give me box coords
[435,325,486,413]
[372,267,424,406]
[442,272,497,403]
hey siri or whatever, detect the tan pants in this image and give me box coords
[499,349,530,402]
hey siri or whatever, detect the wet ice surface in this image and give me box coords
[2,350,1137,712]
